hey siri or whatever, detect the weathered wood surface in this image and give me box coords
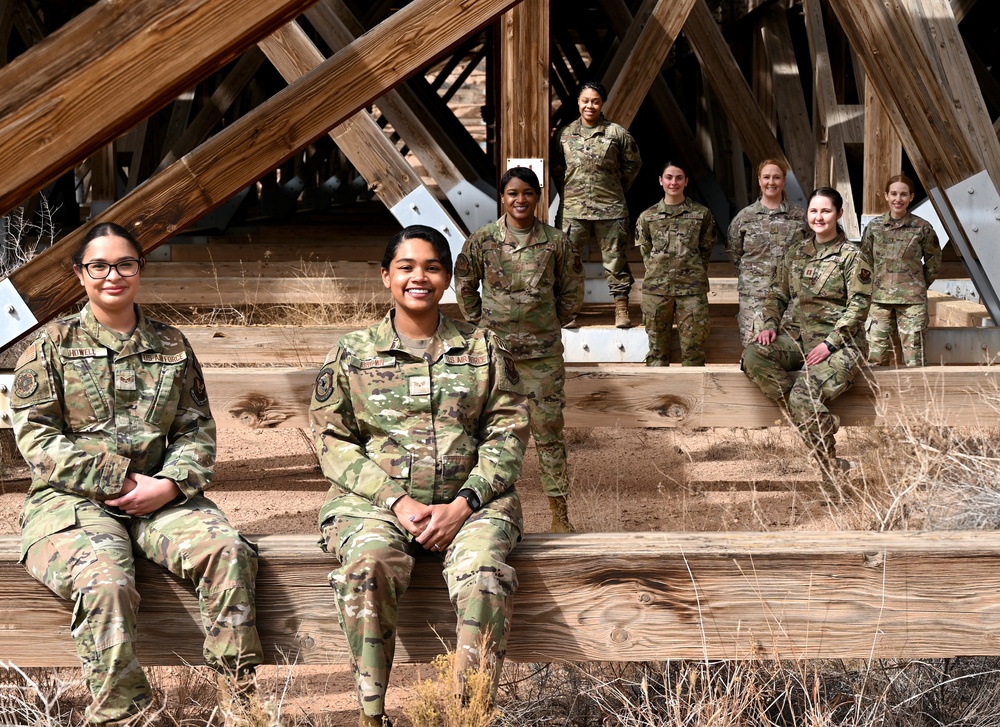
[182,366,1000,430]
[684,0,789,171]
[604,0,696,127]
[5,531,1000,665]
[499,0,550,215]
[2,0,520,346]
[0,0,314,216]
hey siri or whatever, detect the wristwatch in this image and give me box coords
[456,489,482,511]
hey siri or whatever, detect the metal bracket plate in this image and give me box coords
[932,170,1000,324]
[0,278,38,350]
[562,327,648,363]
[0,373,11,428]
[445,180,497,234]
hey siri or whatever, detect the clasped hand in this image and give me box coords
[391,494,472,553]
[105,473,181,516]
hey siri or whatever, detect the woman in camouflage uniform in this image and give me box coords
[310,225,530,727]
[11,223,262,725]
[553,81,641,328]
[635,161,718,366]
[727,158,809,346]
[742,189,873,486]
[863,174,941,367]
[455,166,584,533]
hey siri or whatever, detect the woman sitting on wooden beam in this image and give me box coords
[309,225,530,727]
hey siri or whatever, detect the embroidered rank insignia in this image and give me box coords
[115,369,137,391]
[409,376,431,396]
[13,369,38,399]
[191,376,208,406]
[573,253,583,274]
[503,355,520,386]
[314,367,335,402]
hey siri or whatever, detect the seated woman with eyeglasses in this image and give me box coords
[10,222,263,724]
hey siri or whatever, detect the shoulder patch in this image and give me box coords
[455,252,471,277]
[15,342,37,368]
[314,366,336,402]
[859,268,872,285]
[13,369,38,399]
[190,376,208,406]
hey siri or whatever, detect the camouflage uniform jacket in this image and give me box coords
[636,197,718,295]
[12,304,215,558]
[555,117,641,220]
[861,212,941,305]
[763,233,874,352]
[309,311,530,531]
[726,199,808,295]
[455,215,584,360]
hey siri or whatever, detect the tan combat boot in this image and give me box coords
[614,298,631,328]
[548,496,576,532]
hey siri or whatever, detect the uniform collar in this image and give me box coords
[79,303,161,353]
[497,215,546,247]
[883,211,912,227]
[568,117,608,136]
[657,197,692,214]
[805,232,847,258]
[374,310,469,355]
[755,198,788,215]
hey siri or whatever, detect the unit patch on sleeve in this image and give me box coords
[13,369,38,399]
[314,367,335,402]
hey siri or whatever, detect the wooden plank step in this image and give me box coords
[4,532,1000,666]
[170,365,1000,430]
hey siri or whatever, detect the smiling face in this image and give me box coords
[885,181,914,219]
[659,165,688,203]
[74,234,143,318]
[381,236,452,320]
[501,176,539,230]
[758,164,786,203]
[578,88,604,127]
[807,193,844,242]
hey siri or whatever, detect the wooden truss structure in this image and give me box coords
[0,0,998,346]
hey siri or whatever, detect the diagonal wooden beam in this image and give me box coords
[803,0,859,237]
[257,21,463,232]
[0,0,520,347]
[603,0,697,127]
[0,0,314,216]
[155,48,266,173]
[683,0,792,177]
[759,3,815,190]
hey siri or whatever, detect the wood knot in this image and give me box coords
[653,396,688,420]
[610,627,629,643]
[228,395,290,428]
[637,592,652,604]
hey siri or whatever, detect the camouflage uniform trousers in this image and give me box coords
[867,302,928,367]
[515,356,569,498]
[23,497,262,724]
[742,334,863,465]
[641,291,710,366]
[324,514,519,718]
[562,217,634,299]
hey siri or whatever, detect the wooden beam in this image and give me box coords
[6,531,1000,665]
[759,3,815,189]
[862,88,902,219]
[603,0,697,127]
[155,48,266,172]
[499,0,550,216]
[803,0,860,237]
[683,0,790,172]
[1,0,520,347]
[0,0,314,217]
[952,0,977,23]
[160,365,1000,430]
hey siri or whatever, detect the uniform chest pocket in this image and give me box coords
[887,235,921,262]
[647,218,673,254]
[140,352,187,425]
[60,349,111,428]
[802,261,842,298]
[484,244,508,290]
[520,247,553,289]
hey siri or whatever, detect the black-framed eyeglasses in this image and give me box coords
[78,259,143,279]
